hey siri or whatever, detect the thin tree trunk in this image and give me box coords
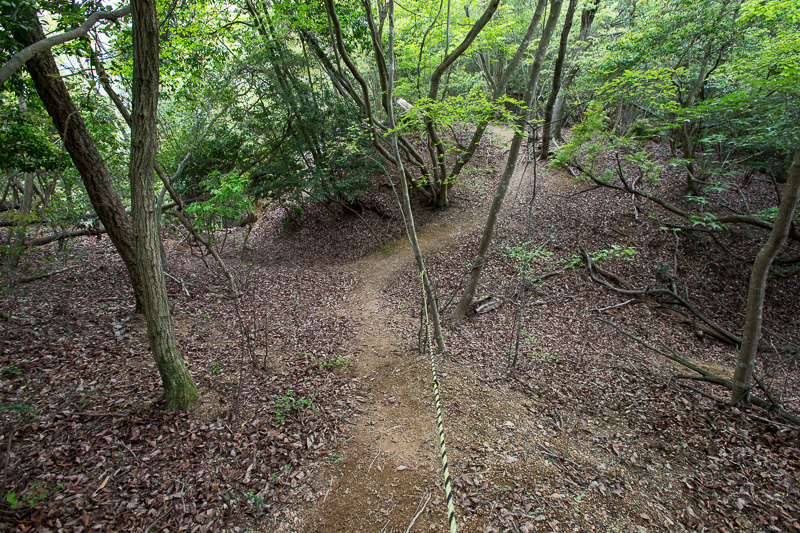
[448,0,549,184]
[541,0,580,156]
[10,14,144,310]
[94,55,240,297]
[552,2,599,141]
[10,172,34,269]
[552,91,569,141]
[732,141,800,405]
[424,0,501,207]
[130,0,197,410]
[452,0,564,323]
[0,5,131,87]
[386,2,446,352]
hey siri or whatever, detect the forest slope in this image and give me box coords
[1,129,798,532]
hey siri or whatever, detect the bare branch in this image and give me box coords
[0,5,131,87]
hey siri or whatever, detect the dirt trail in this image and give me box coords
[299,129,612,533]
[294,127,536,532]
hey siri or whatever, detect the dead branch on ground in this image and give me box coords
[19,266,73,284]
[568,160,800,243]
[579,241,740,345]
[596,317,800,427]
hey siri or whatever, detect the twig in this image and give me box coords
[1,425,13,494]
[579,242,740,345]
[676,381,725,403]
[404,491,431,533]
[163,270,191,297]
[597,317,800,426]
[597,316,733,386]
[334,196,383,246]
[19,266,73,283]
[143,508,170,533]
[753,375,781,411]
[368,434,382,472]
[120,440,140,465]
[590,298,636,313]
[743,412,798,430]
[322,476,335,504]
[553,184,602,199]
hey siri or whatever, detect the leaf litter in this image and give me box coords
[1,129,798,532]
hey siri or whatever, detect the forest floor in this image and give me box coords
[1,127,799,532]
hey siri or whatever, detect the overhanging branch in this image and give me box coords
[0,5,131,87]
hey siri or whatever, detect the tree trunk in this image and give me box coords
[11,14,144,310]
[551,91,568,141]
[552,2,599,141]
[732,141,800,405]
[541,0,579,158]
[10,172,34,269]
[130,0,197,410]
[447,0,549,186]
[386,1,446,352]
[452,0,564,323]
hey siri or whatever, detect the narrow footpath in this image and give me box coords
[300,127,533,532]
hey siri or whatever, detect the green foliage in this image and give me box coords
[752,206,800,224]
[552,101,663,184]
[185,171,252,236]
[504,244,556,267]
[5,492,18,510]
[397,91,522,133]
[577,0,800,177]
[244,490,264,512]
[688,212,727,231]
[249,96,378,212]
[591,245,638,262]
[2,480,59,512]
[273,390,318,426]
[0,91,63,173]
[316,355,351,371]
[0,403,36,422]
[1,364,21,375]
[505,238,636,278]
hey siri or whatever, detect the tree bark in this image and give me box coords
[130,0,197,410]
[10,14,144,310]
[452,0,565,322]
[424,0,501,208]
[541,0,580,157]
[447,0,549,186]
[732,141,800,405]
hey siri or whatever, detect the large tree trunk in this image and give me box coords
[130,0,197,410]
[11,14,144,310]
[540,0,579,157]
[732,141,800,405]
[452,0,565,323]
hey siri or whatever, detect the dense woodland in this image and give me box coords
[1,0,799,531]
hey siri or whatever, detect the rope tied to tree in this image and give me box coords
[420,270,458,533]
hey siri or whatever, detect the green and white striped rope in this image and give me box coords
[420,271,457,533]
